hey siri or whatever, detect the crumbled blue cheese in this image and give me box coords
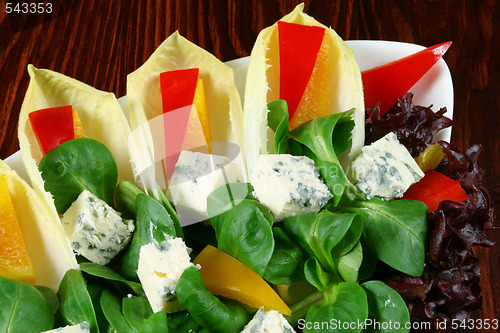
[250,154,332,219]
[350,132,424,200]
[61,190,134,265]
[137,237,196,313]
[42,322,90,333]
[240,307,296,333]
[168,150,243,226]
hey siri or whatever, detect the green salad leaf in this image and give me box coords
[122,296,153,331]
[100,289,133,332]
[335,197,428,276]
[39,138,118,213]
[304,282,368,333]
[176,266,248,333]
[80,262,144,297]
[210,199,275,276]
[121,193,177,281]
[361,281,410,333]
[267,99,290,154]
[263,226,308,285]
[283,211,362,275]
[0,276,54,332]
[57,269,99,332]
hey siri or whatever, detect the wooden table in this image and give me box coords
[0,0,498,331]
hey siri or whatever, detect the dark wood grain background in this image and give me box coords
[0,0,498,331]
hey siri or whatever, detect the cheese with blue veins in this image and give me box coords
[240,307,296,333]
[137,237,196,313]
[250,154,332,219]
[350,132,424,200]
[61,190,134,265]
[168,150,243,225]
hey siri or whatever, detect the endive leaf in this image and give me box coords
[0,159,78,291]
[126,31,247,191]
[127,31,244,146]
[243,3,365,172]
[18,65,133,210]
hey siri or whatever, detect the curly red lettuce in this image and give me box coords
[365,93,497,323]
[366,92,453,156]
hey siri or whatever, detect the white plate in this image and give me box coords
[5,40,454,176]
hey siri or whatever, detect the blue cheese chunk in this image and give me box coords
[61,190,134,265]
[137,238,195,313]
[42,322,90,333]
[350,132,425,200]
[240,307,295,333]
[250,154,332,219]
[168,150,243,226]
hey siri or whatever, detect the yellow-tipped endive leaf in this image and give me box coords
[0,159,78,291]
[243,3,365,172]
[18,65,134,208]
[127,31,247,189]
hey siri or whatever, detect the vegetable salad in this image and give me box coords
[1,3,495,333]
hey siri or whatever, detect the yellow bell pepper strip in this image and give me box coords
[415,143,445,172]
[362,41,452,115]
[0,174,35,284]
[193,245,292,316]
[402,169,469,212]
[28,105,86,154]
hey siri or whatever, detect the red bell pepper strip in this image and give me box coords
[28,105,75,154]
[362,41,452,116]
[160,68,199,114]
[278,21,325,120]
[402,169,468,212]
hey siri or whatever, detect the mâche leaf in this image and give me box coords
[210,199,274,276]
[39,138,118,213]
[335,197,427,277]
[0,276,54,332]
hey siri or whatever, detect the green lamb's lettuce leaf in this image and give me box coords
[39,138,118,213]
[283,211,363,275]
[57,269,99,332]
[304,282,368,333]
[263,227,308,285]
[79,262,144,297]
[335,197,428,277]
[289,110,354,205]
[120,193,177,281]
[267,99,290,154]
[304,257,340,292]
[243,3,364,174]
[0,276,54,332]
[333,241,363,282]
[266,101,355,205]
[361,281,410,333]
[210,199,275,276]
[121,296,153,331]
[289,110,355,165]
[176,266,248,333]
[99,289,133,332]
